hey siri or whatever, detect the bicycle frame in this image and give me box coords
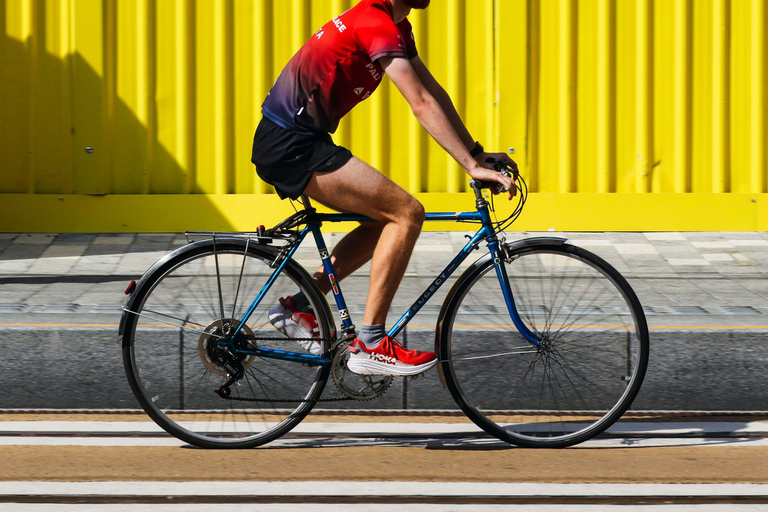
[229,187,540,366]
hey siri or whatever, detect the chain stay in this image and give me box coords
[222,395,352,403]
[222,336,353,402]
[244,336,336,343]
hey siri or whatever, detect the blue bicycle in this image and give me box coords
[120,162,649,448]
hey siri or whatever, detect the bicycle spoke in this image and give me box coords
[123,307,218,337]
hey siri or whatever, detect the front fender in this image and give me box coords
[434,236,567,388]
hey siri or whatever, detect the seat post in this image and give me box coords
[300,195,314,211]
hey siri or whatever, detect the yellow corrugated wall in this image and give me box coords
[1,0,766,232]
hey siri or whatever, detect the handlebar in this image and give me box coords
[471,157,520,194]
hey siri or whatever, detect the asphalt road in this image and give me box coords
[1,326,768,411]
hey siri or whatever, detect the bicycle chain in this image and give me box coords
[224,336,354,403]
[244,336,336,343]
[223,395,352,403]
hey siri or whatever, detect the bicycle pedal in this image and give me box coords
[408,372,426,381]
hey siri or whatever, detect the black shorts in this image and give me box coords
[251,117,353,200]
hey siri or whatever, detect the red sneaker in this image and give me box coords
[346,336,437,376]
[268,296,321,355]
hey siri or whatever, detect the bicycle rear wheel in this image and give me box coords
[438,241,649,448]
[120,238,334,449]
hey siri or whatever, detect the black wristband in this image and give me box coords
[469,141,484,158]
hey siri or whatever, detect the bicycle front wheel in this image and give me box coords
[121,238,334,449]
[439,241,649,448]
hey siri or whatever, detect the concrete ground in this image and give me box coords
[0,231,767,411]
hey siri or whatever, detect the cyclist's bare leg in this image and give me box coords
[303,157,425,325]
[308,221,383,294]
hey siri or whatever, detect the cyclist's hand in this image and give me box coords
[468,166,517,200]
[476,151,515,171]
[472,150,519,200]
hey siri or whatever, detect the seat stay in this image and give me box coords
[233,227,311,335]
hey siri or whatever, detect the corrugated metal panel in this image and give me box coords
[1,0,766,197]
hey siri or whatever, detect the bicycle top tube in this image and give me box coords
[317,212,484,223]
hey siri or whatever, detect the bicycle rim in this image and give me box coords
[123,240,331,448]
[441,244,649,447]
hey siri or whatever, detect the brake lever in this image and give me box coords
[483,157,519,194]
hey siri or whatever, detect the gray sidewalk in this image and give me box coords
[1,231,768,411]
[1,231,767,326]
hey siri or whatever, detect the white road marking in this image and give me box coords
[2,435,768,448]
[1,481,768,497]
[0,422,766,448]
[0,506,764,512]
[0,421,767,435]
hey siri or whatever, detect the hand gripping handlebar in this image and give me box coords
[471,157,520,194]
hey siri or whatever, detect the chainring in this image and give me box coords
[331,342,393,401]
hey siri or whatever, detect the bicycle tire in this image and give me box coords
[437,240,649,448]
[120,238,334,449]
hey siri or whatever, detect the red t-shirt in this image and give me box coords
[262,0,418,134]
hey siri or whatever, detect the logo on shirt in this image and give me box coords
[354,87,365,96]
[333,16,347,33]
[366,63,381,81]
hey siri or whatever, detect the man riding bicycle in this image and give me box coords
[252,0,517,377]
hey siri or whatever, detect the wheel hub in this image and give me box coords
[198,319,255,376]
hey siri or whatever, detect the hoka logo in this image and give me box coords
[371,353,396,365]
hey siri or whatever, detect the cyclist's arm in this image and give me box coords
[409,56,475,152]
[380,56,513,194]
[410,56,516,179]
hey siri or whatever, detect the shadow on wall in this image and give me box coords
[0,3,255,232]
